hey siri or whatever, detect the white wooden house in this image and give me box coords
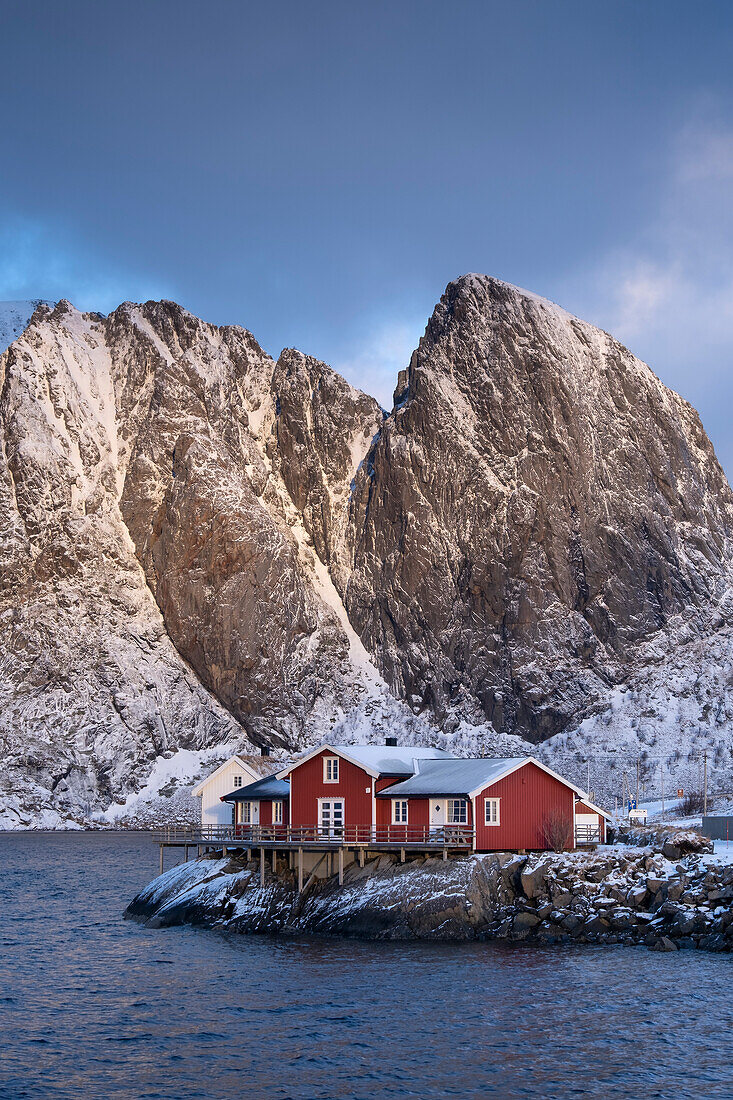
[192,755,262,826]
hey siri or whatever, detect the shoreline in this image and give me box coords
[125,833,733,953]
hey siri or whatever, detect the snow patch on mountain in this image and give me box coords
[0,300,55,353]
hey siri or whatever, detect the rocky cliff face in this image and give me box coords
[0,299,438,825]
[2,276,733,826]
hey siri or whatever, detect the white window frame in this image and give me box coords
[272,800,283,824]
[317,797,345,835]
[447,799,468,824]
[240,801,252,824]
[484,797,500,826]
[233,775,243,788]
[323,755,339,783]
[391,799,409,824]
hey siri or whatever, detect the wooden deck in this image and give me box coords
[153,824,475,883]
[154,823,474,850]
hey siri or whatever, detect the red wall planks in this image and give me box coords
[473,762,575,851]
[289,749,374,827]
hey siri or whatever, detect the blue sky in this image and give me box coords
[2,1,733,470]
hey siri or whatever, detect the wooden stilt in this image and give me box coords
[260,848,265,887]
[359,848,365,868]
[302,853,328,894]
[338,846,344,886]
[400,848,405,863]
[442,848,448,861]
[298,847,303,893]
[184,845,189,862]
[159,845,164,876]
[271,848,277,873]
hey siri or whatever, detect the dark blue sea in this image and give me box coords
[0,831,731,1099]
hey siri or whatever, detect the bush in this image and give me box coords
[540,809,573,851]
[678,791,710,815]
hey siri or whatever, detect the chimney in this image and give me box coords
[385,736,398,747]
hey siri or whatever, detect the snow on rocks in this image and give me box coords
[126,839,733,953]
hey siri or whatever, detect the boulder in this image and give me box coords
[652,936,678,952]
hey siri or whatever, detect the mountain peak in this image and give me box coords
[0,299,56,354]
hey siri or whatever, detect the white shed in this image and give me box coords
[192,755,262,826]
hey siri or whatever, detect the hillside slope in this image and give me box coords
[1,279,732,824]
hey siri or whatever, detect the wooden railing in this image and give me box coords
[153,824,474,847]
[575,824,601,845]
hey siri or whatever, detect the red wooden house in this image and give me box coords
[221,742,609,851]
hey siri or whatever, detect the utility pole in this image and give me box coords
[635,759,640,810]
[703,751,708,816]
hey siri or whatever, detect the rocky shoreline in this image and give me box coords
[126,831,733,953]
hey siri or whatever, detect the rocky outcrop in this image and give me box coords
[0,300,431,825]
[125,840,733,953]
[3,274,733,824]
[345,276,733,739]
[270,348,384,590]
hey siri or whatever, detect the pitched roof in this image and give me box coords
[221,775,291,802]
[276,742,453,780]
[574,796,611,820]
[191,754,262,796]
[377,756,612,815]
[376,757,523,797]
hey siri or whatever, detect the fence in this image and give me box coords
[701,815,733,842]
[153,823,474,847]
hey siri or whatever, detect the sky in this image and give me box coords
[2,0,733,470]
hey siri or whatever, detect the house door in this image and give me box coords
[430,800,446,827]
[239,801,259,826]
[319,799,344,838]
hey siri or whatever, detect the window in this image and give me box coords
[240,801,252,824]
[273,800,283,824]
[392,799,409,824]
[233,775,243,788]
[323,756,339,783]
[484,798,500,826]
[447,799,468,824]
[318,799,344,836]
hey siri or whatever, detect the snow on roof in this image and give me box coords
[221,775,290,802]
[331,744,453,775]
[377,756,612,812]
[376,757,525,797]
[276,742,454,780]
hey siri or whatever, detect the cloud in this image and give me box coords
[331,316,426,410]
[559,109,733,475]
[0,214,175,313]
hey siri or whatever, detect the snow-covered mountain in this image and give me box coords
[0,300,54,354]
[1,280,732,826]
